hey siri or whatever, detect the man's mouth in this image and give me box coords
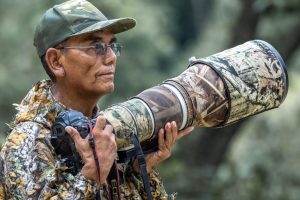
[96,72,115,79]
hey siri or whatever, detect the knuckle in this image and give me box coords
[110,132,116,140]
[162,149,171,156]
[110,137,117,145]
[105,124,113,130]
[165,152,171,158]
[103,129,112,137]
[69,131,75,138]
[92,124,100,132]
[111,142,117,151]
[97,115,107,122]
[92,129,100,135]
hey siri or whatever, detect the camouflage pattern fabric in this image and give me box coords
[0,150,6,199]
[193,40,288,125]
[136,86,185,136]
[34,0,136,57]
[0,80,170,199]
[168,64,229,128]
[103,98,155,151]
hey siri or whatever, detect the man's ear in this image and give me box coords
[45,48,65,78]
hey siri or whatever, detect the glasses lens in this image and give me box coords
[111,43,122,56]
[94,43,122,56]
[95,43,107,55]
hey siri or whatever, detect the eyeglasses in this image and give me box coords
[57,42,123,56]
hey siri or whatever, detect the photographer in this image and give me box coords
[0,0,193,199]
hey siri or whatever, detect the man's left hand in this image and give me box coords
[133,121,194,173]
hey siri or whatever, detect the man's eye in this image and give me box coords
[111,43,118,48]
[95,43,107,54]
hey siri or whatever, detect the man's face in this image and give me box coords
[58,30,117,98]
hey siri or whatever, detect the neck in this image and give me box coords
[51,83,100,118]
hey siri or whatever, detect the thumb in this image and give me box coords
[65,126,82,142]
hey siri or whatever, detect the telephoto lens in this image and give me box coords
[101,40,288,150]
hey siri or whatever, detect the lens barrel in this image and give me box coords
[99,40,288,150]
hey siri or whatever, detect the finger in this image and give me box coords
[165,122,176,145]
[105,124,116,147]
[170,121,177,142]
[93,115,107,132]
[103,124,114,134]
[177,126,194,140]
[101,124,115,143]
[158,128,166,151]
[65,126,82,142]
[164,123,173,148]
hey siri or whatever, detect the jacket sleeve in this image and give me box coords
[0,154,6,199]
[1,122,97,200]
[118,164,170,200]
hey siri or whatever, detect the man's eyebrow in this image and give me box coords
[85,36,101,42]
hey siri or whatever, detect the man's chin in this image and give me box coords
[102,85,115,94]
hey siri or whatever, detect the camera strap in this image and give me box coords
[106,161,121,200]
[130,132,153,200]
[88,125,104,200]
[88,125,102,186]
[88,125,121,200]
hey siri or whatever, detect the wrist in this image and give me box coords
[132,159,154,174]
[81,163,104,186]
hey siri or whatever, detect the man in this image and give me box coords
[0,0,193,199]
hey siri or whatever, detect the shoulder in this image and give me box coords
[1,121,50,156]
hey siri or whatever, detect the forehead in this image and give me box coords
[65,29,116,44]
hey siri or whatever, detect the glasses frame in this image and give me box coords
[57,42,123,57]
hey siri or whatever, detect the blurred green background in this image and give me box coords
[1,0,300,199]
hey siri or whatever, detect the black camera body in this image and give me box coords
[51,110,158,174]
[51,110,96,174]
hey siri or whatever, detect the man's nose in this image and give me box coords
[103,48,117,66]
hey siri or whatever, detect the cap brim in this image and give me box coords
[72,17,136,37]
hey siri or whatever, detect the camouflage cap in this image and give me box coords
[33,0,136,57]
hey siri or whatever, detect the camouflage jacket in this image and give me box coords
[0,80,170,200]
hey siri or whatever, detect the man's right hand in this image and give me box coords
[65,115,117,186]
